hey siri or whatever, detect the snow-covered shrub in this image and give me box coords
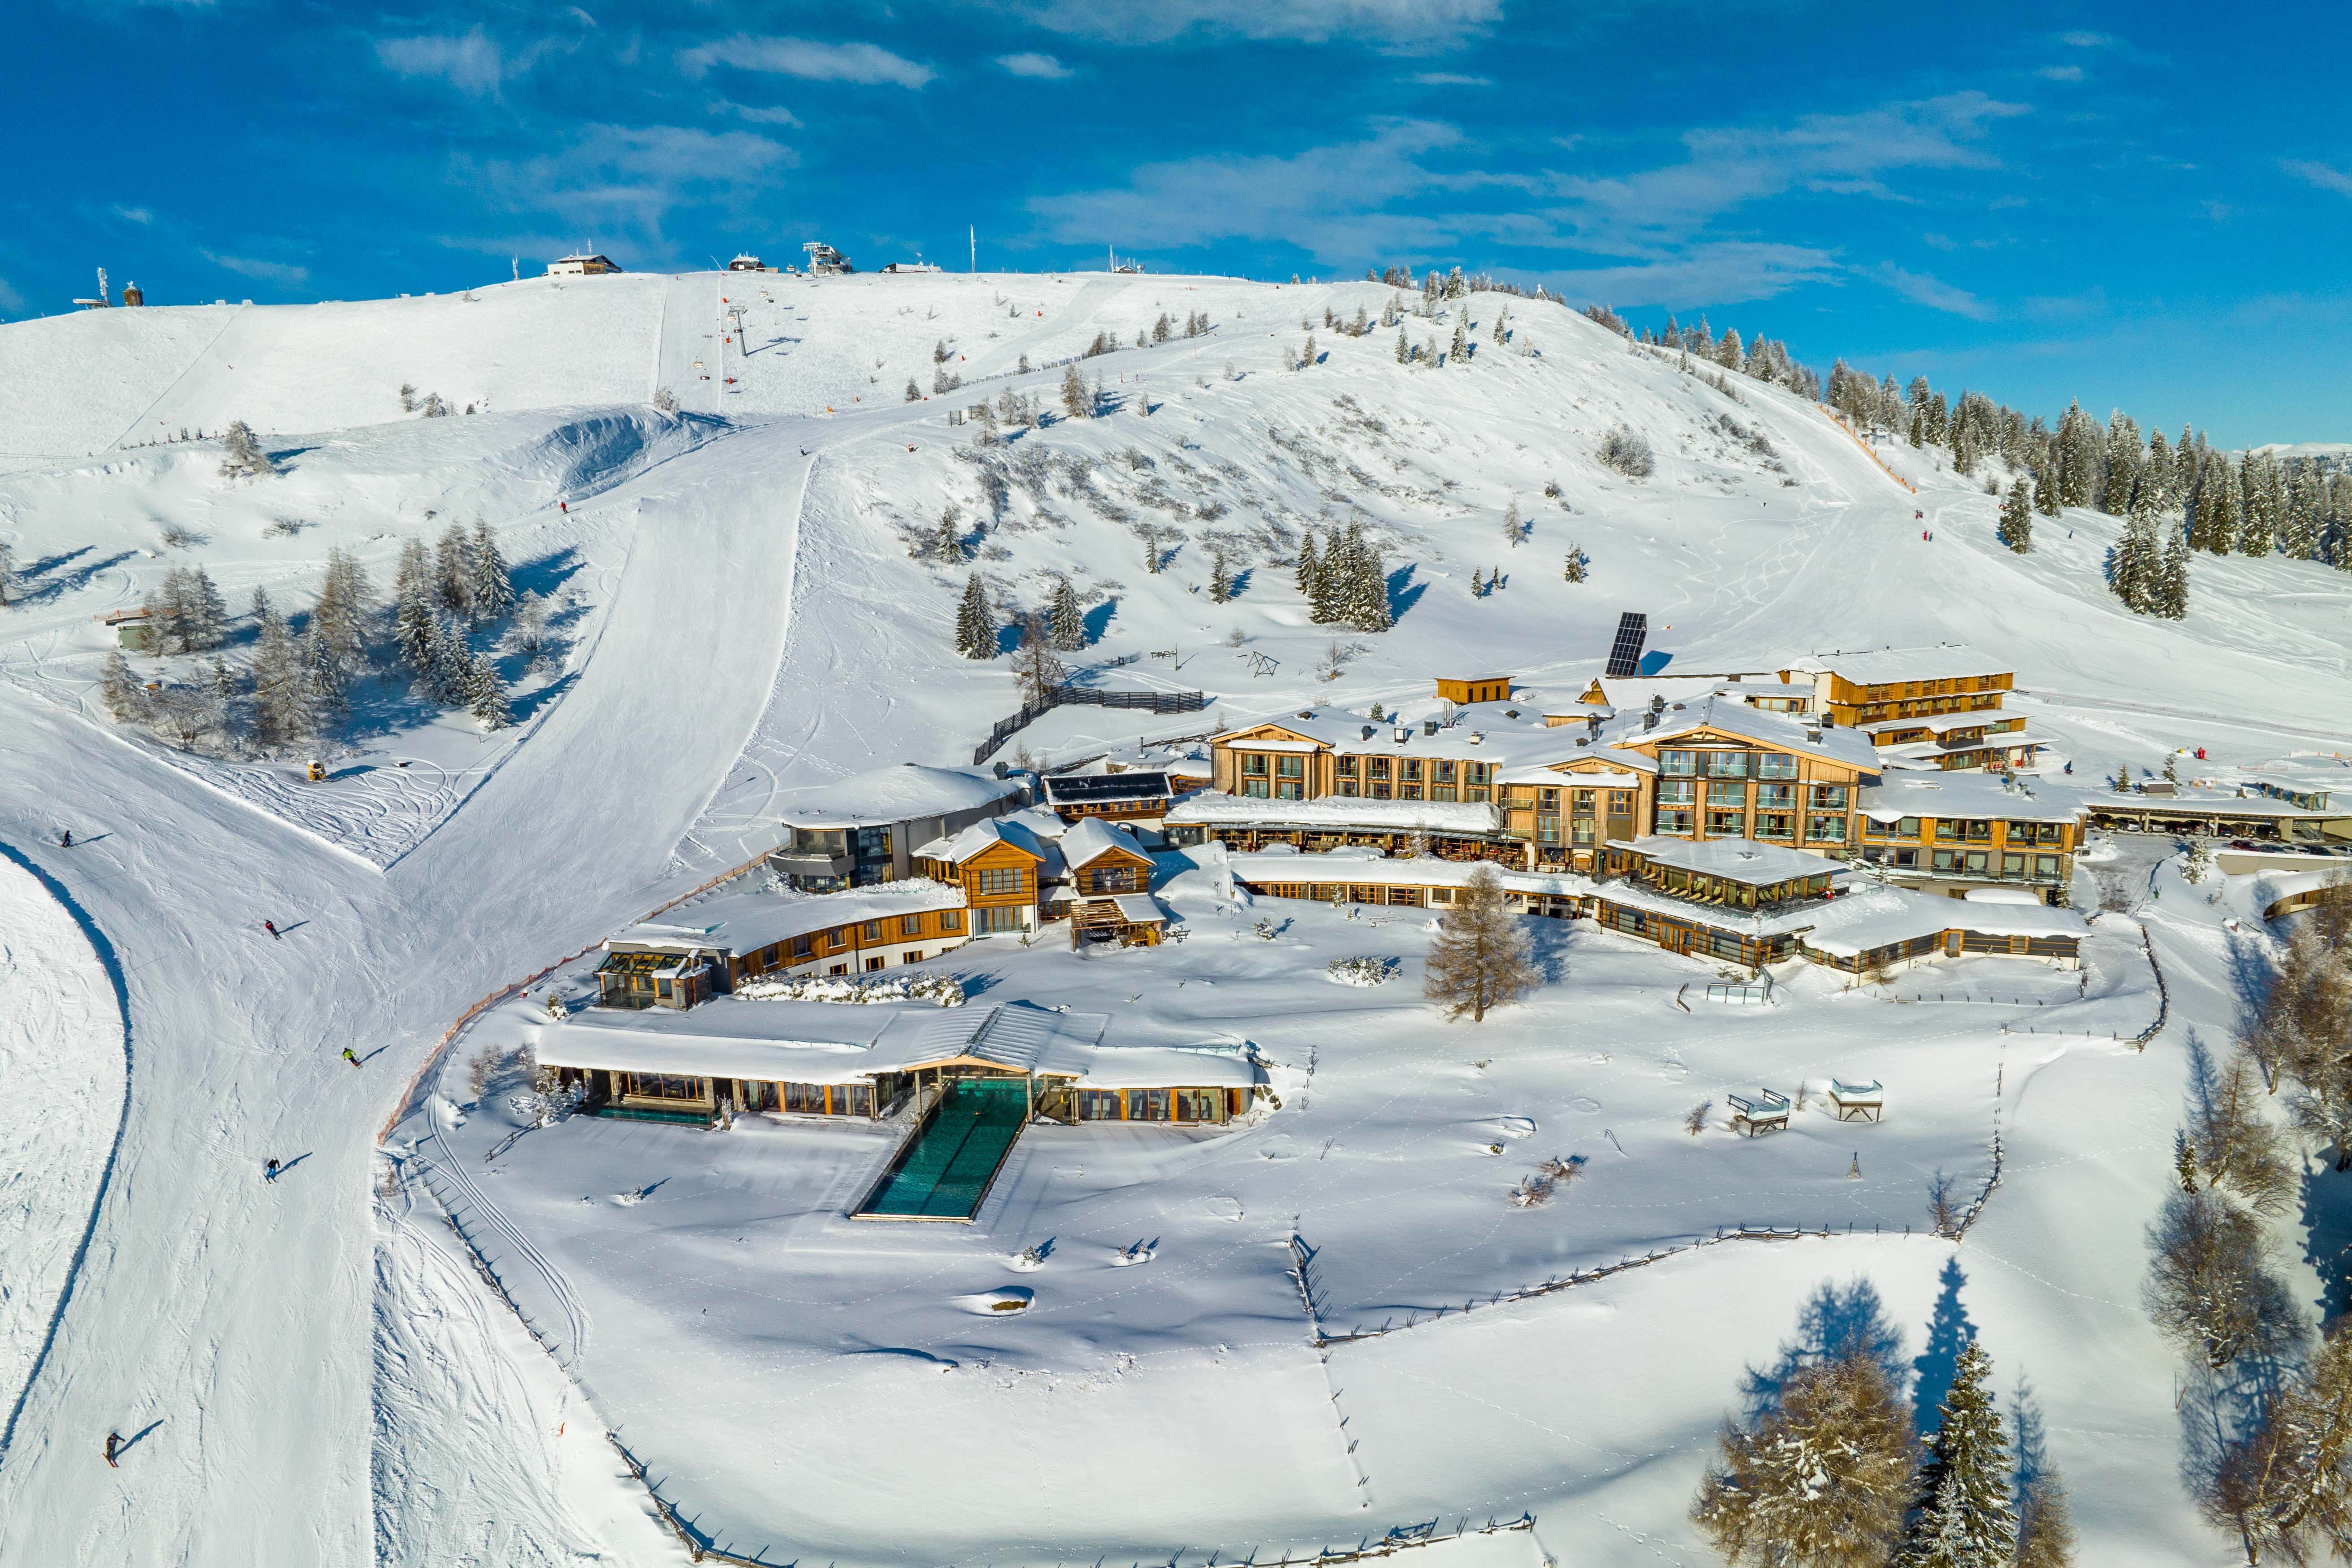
[1327,956,1395,987]
[1596,424,1654,479]
[735,971,965,1007]
[467,1043,500,1098]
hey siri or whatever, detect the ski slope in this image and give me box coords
[0,270,2345,1565]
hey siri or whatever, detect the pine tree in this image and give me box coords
[1293,532,1320,600]
[1209,550,1233,604]
[1338,524,1391,630]
[2156,528,2191,620]
[904,377,921,402]
[1060,363,1092,420]
[430,616,475,705]
[2239,452,2279,558]
[303,626,349,714]
[186,567,228,650]
[1423,864,1537,1022]
[1048,575,1086,649]
[1448,316,1469,364]
[1012,615,1068,703]
[1692,1347,1916,1567]
[435,521,472,616]
[2013,1467,2078,1568]
[1470,567,1485,598]
[1904,1341,2017,1568]
[1909,402,1926,448]
[250,606,309,749]
[310,546,372,674]
[1563,543,1587,583]
[2113,497,2161,612]
[467,651,512,730]
[1998,481,2034,554]
[2055,402,2098,509]
[218,419,276,478]
[469,519,515,623]
[1491,306,1508,346]
[1395,326,1409,364]
[934,505,963,563]
[954,573,994,660]
[1502,498,1522,549]
[100,649,146,722]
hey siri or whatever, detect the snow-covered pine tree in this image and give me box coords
[469,519,515,624]
[1563,542,1587,583]
[1061,363,1091,420]
[100,649,146,722]
[1341,524,1391,630]
[1295,531,1320,599]
[1422,863,1537,1022]
[1395,327,1409,364]
[2285,464,2325,559]
[1503,498,1522,549]
[435,521,472,617]
[430,616,476,705]
[2112,498,2160,612]
[1209,550,1233,604]
[932,338,951,365]
[2054,402,2098,509]
[1998,481,2035,554]
[2199,459,2240,554]
[184,567,228,651]
[1448,316,1469,364]
[934,505,962,563]
[1048,575,1086,649]
[2144,428,2175,511]
[2013,1467,2078,1568]
[467,652,512,730]
[905,377,921,402]
[250,606,310,749]
[212,654,237,704]
[304,625,349,713]
[1491,306,1508,345]
[2239,451,2279,558]
[310,546,372,674]
[1471,567,1485,598]
[1903,1340,2017,1568]
[2156,528,2191,620]
[954,573,994,660]
[1909,402,1926,448]
[1300,333,1317,368]
[218,420,276,478]
[2101,411,2142,515]
[1691,1345,1916,1566]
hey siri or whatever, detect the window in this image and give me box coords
[1655,809,1695,835]
[1573,819,1596,845]
[1243,778,1270,798]
[829,963,850,976]
[1401,784,1423,800]
[1933,849,1958,870]
[1338,780,1359,796]
[1437,760,1457,784]
[791,828,847,856]
[1402,759,1423,782]
[2002,854,2025,877]
[1536,815,1561,844]
[976,905,1024,934]
[1135,1088,1170,1122]
[1242,753,1268,776]
[902,914,922,935]
[902,949,923,964]
[1175,1089,1222,1123]
[1755,784,1796,809]
[1369,757,1391,781]
[1755,752,1798,779]
[1811,785,1849,811]
[1433,786,1457,802]
[1465,761,1492,786]
[1965,852,1989,872]
[1542,787,1563,810]
[975,867,1026,895]
[939,909,961,931]
[1755,813,1794,841]
[865,956,886,972]
[1276,779,1302,800]
[1706,810,1748,836]
[2037,855,2060,878]
[792,934,813,958]
[1707,781,1748,807]
[1657,780,1696,806]
[624,1073,704,1102]
[826,927,846,947]
[1661,750,1697,776]
[1337,755,1358,777]
[1078,1088,1123,1120]
[1278,755,1304,779]
[1371,782,1391,799]
[1706,751,1749,777]
[862,921,881,941]
[1933,820,1959,842]
[1807,815,1847,843]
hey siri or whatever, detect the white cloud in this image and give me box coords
[468,123,798,251]
[1874,262,1994,320]
[1922,231,1957,250]
[2036,65,2083,82]
[711,99,803,126]
[1536,243,1840,310]
[1412,71,1490,86]
[375,28,508,96]
[679,36,934,89]
[2283,159,2352,197]
[112,205,156,226]
[0,276,27,313]
[201,250,310,287]
[998,0,1498,49]
[2059,30,2115,47]
[997,51,1073,78]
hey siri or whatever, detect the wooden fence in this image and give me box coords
[973,684,1209,765]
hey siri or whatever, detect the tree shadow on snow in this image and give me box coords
[2301,1159,2352,1325]
[2010,1368,2049,1494]
[1082,600,1118,644]
[1741,1275,1909,1419]
[1912,1254,1977,1435]
[1384,564,1423,624]
[20,548,138,606]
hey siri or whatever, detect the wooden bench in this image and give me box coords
[1829,1079,1884,1122]
[1727,1089,1791,1137]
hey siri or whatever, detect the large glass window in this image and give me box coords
[625,1073,706,1102]
[1536,815,1561,844]
[1755,813,1795,841]
[1655,808,1695,834]
[1278,755,1304,779]
[1174,1089,1222,1123]
[1706,751,1750,777]
[975,867,1026,895]
[1402,759,1423,782]
[791,827,847,856]
[1437,760,1457,784]
[1337,755,1358,777]
[1755,752,1798,779]
[1243,778,1270,798]
[1369,757,1390,781]
[1078,1088,1123,1120]
[1135,1088,1170,1122]
[1660,750,1697,776]
[1755,784,1796,809]
[1707,781,1749,807]
[1807,814,1847,843]
[1242,753,1268,776]
[1706,810,1748,836]
[1811,785,1849,811]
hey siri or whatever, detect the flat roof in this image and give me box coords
[1044,772,1173,803]
[776,764,1023,830]
[1780,646,2006,686]
[611,884,965,956]
[1631,836,1840,886]
[1168,792,1505,835]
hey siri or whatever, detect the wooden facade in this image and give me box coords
[1859,812,2079,897]
[1433,675,1514,705]
[921,836,1045,935]
[1789,664,2014,729]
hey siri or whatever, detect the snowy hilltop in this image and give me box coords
[0,266,2347,1568]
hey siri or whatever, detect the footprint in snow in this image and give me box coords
[1571,1096,1603,1114]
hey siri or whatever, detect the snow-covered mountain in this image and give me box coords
[0,271,2345,1567]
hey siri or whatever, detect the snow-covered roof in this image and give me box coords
[774,764,1023,830]
[1779,646,2006,686]
[999,804,1070,840]
[1213,703,1575,769]
[537,1027,881,1082]
[1614,694,1882,771]
[1497,764,1645,788]
[1859,712,2026,737]
[1861,775,2089,824]
[611,884,966,956]
[1062,816,1152,872]
[1228,851,1552,895]
[1798,887,2087,958]
[1108,893,1166,925]
[866,1003,1109,1076]
[921,817,1053,865]
[1074,1047,1257,1089]
[1628,836,1840,887]
[1167,791,1505,835]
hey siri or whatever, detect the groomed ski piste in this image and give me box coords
[0,267,2347,1565]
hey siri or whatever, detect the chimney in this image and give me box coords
[1468,731,1484,745]
[1423,718,1439,737]
[1822,712,1836,729]
[1361,725,1376,741]
[1806,725,1822,744]
[1649,694,1666,715]
[1586,714,1602,738]
[1642,712,1658,732]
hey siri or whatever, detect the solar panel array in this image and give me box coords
[1605,612,1649,678]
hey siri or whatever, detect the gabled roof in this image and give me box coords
[866,1002,1109,1076]
[925,817,1050,866]
[1062,816,1153,872]
[1608,694,1881,771]
[1780,646,2006,687]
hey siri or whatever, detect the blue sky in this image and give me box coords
[9,1,2349,446]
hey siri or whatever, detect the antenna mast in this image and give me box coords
[970,225,976,275]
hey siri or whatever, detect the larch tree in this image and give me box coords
[2144,1188,2302,1369]
[218,419,277,478]
[1012,615,1069,704]
[1903,1340,2017,1568]
[1690,1347,1917,1568]
[434,521,473,618]
[954,573,995,661]
[100,649,146,722]
[2210,1319,2352,1562]
[249,605,310,749]
[1060,363,1092,420]
[1423,863,1538,1023]
[2012,1466,2078,1568]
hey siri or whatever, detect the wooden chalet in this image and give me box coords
[545,253,620,275]
[1777,647,2014,728]
[1859,774,2087,904]
[1434,674,1514,705]
[1043,770,1174,825]
[1594,693,1880,857]
[915,818,1052,935]
[595,885,973,1007]
[1056,818,1167,947]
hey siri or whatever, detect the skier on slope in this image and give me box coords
[263,920,279,940]
[264,1158,280,1182]
[59,828,71,847]
[104,1431,120,1467]
[342,1048,359,1069]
